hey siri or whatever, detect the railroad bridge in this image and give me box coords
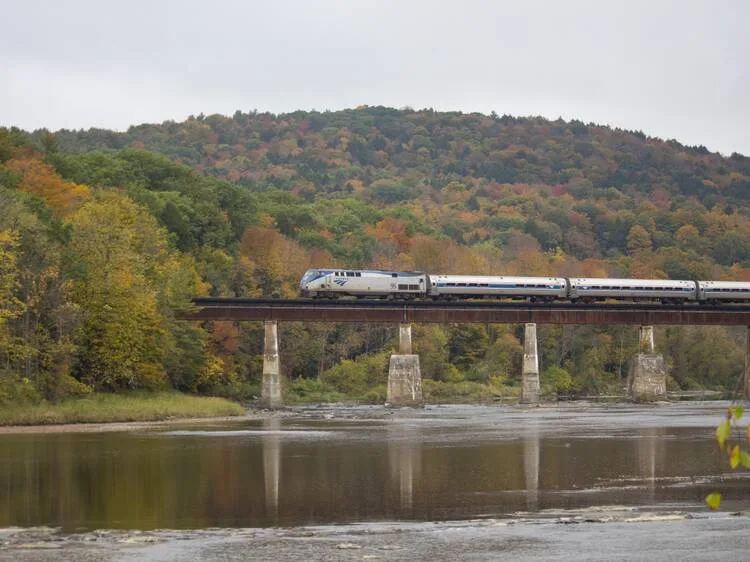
[185,299,750,407]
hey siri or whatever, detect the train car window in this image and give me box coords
[409,284,419,290]
[346,272,354,277]
[468,283,477,287]
[356,272,362,277]
[480,283,488,287]
[398,284,408,290]
[457,283,467,287]
[447,283,455,286]
[392,273,398,278]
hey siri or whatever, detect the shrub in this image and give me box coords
[541,365,573,395]
[285,377,344,404]
[422,380,493,403]
[0,375,43,405]
[361,385,387,404]
[320,351,389,396]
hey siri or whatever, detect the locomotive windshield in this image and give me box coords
[300,270,330,285]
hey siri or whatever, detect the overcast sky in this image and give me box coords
[2,0,748,155]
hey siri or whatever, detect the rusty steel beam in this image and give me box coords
[183,299,750,326]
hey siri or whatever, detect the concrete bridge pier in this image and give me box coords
[386,323,423,407]
[627,325,666,402]
[520,323,540,404]
[639,325,655,353]
[261,320,283,409]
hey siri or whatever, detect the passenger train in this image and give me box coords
[299,269,750,304]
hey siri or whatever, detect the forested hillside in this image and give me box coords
[2,107,750,405]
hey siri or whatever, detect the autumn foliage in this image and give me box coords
[1,105,750,403]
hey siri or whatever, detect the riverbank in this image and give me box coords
[0,392,245,427]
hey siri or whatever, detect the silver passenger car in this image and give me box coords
[697,281,750,303]
[300,269,427,298]
[568,278,697,302]
[430,275,568,300]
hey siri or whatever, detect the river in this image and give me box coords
[0,402,748,560]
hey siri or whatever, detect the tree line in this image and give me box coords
[1,107,749,404]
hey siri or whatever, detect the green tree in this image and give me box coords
[448,324,489,371]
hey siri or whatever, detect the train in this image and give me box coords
[299,269,750,304]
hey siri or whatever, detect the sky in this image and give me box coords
[2,0,748,156]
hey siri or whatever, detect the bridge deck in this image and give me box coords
[186,298,750,325]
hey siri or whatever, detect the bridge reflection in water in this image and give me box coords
[262,418,281,522]
[0,408,732,530]
[524,421,540,512]
[636,427,667,501]
[388,422,422,511]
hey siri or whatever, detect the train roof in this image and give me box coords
[431,275,565,282]
[570,278,694,286]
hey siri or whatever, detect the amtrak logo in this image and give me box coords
[333,279,348,286]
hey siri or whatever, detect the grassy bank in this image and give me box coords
[0,392,246,426]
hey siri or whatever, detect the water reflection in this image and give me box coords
[262,418,281,521]
[388,421,422,511]
[635,428,666,500]
[0,408,738,531]
[523,421,540,511]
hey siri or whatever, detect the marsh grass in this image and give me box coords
[0,392,245,426]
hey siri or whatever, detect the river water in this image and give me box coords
[1,402,749,560]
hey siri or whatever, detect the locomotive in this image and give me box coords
[299,269,750,304]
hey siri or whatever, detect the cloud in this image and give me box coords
[1,0,748,155]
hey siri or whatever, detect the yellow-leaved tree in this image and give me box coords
[67,191,208,390]
[0,230,24,366]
